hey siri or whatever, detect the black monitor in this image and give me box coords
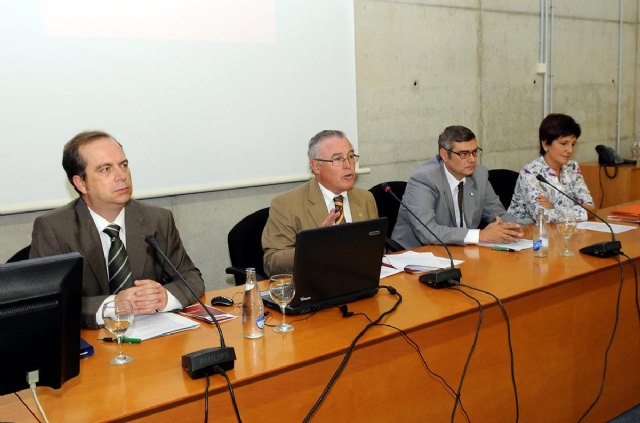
[0,252,83,395]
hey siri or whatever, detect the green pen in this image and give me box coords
[99,337,141,343]
[491,246,517,252]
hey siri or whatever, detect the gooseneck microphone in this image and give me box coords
[535,174,621,258]
[145,234,236,376]
[383,183,461,288]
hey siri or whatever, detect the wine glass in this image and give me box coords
[557,210,577,257]
[269,274,296,333]
[102,299,135,365]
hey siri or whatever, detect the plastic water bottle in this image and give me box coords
[242,268,265,339]
[540,211,549,252]
[533,209,548,258]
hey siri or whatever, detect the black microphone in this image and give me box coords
[383,184,461,288]
[535,174,621,258]
[145,234,236,376]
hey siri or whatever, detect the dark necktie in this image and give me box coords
[333,195,346,225]
[103,224,133,294]
[457,181,464,227]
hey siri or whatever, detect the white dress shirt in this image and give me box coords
[88,207,181,324]
[442,166,480,244]
[318,183,353,223]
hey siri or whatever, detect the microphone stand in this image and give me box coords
[145,235,236,376]
[384,184,461,288]
[535,174,621,258]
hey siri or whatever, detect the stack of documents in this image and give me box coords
[126,312,200,341]
[381,251,464,279]
[478,239,533,251]
[608,204,640,223]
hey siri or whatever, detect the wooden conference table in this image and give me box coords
[8,209,640,422]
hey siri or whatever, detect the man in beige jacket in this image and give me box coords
[262,130,378,276]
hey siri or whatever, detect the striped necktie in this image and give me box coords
[333,195,346,225]
[103,224,133,294]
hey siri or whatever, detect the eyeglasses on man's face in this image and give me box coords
[448,148,482,160]
[314,153,360,167]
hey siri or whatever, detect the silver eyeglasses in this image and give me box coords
[314,154,360,167]
[448,148,483,159]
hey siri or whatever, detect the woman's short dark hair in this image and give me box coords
[539,113,581,155]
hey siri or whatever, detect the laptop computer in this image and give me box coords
[262,217,388,315]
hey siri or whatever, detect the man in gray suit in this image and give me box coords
[262,130,378,276]
[30,131,205,328]
[392,125,522,248]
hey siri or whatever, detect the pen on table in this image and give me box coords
[99,337,141,343]
[491,246,517,252]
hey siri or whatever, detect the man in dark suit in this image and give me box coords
[261,130,378,276]
[30,131,204,328]
[392,125,522,248]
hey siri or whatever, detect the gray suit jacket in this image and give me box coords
[392,156,512,248]
[261,178,378,276]
[30,198,205,328]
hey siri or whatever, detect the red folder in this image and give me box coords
[610,204,640,218]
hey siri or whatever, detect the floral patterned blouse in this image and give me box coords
[507,156,593,224]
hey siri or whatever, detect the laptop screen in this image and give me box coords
[263,217,388,314]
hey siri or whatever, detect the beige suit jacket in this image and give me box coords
[262,178,378,276]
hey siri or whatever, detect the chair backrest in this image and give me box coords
[226,207,270,285]
[368,181,407,238]
[6,245,31,263]
[488,169,520,209]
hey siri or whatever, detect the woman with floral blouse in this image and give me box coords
[508,113,595,224]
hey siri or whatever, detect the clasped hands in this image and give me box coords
[480,216,523,244]
[537,195,596,220]
[116,279,169,314]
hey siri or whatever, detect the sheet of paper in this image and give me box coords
[380,265,403,279]
[126,312,200,341]
[577,221,637,234]
[383,250,463,271]
[478,239,534,251]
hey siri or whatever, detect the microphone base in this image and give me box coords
[419,268,462,289]
[579,241,622,258]
[182,347,237,379]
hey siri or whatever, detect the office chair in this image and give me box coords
[225,207,270,285]
[488,169,520,209]
[6,245,31,263]
[369,181,407,252]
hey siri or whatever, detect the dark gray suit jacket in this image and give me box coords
[392,156,512,248]
[30,199,204,328]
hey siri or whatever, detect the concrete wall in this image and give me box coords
[1,0,638,291]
